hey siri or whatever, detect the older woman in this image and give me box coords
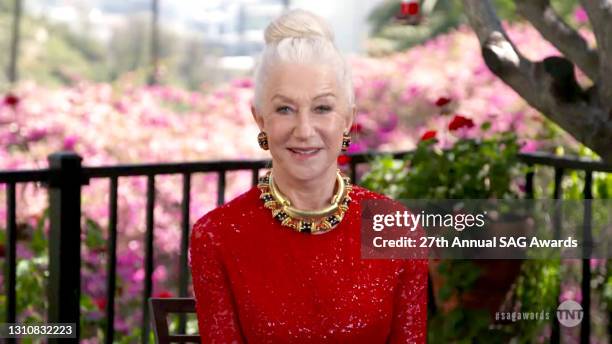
[189,9,428,343]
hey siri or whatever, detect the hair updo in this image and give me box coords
[253,9,355,111]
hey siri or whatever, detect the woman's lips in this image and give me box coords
[287,148,322,160]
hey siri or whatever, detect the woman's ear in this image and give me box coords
[251,104,265,131]
[345,104,357,133]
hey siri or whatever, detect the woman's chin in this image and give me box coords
[277,164,334,183]
[285,168,324,182]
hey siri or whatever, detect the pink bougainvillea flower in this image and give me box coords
[231,78,253,88]
[347,142,365,153]
[574,6,588,24]
[26,128,48,142]
[420,130,437,141]
[63,135,78,150]
[520,139,539,153]
[559,288,582,303]
[448,115,475,131]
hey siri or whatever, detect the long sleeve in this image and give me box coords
[189,217,245,344]
[387,259,429,344]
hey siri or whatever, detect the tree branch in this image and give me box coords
[579,0,612,109]
[462,0,612,161]
[515,0,598,81]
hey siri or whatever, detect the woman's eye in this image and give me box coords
[276,106,292,114]
[315,105,332,113]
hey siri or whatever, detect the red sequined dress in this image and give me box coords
[189,185,428,343]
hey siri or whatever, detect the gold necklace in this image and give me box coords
[257,169,352,233]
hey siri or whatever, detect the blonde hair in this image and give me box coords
[253,9,355,111]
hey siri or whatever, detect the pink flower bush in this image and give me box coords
[348,22,592,153]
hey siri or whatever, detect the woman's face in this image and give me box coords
[252,62,355,182]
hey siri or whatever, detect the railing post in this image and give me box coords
[580,171,593,344]
[47,152,87,343]
[5,183,16,344]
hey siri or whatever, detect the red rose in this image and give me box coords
[350,123,362,134]
[408,3,419,15]
[337,155,351,165]
[94,298,107,311]
[155,291,173,298]
[435,97,451,107]
[448,115,475,131]
[4,93,19,108]
[420,130,437,141]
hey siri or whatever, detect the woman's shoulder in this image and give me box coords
[191,186,260,238]
[350,185,406,215]
[350,184,393,201]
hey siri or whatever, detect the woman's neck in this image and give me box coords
[271,166,338,211]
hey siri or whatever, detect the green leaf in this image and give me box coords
[85,217,106,250]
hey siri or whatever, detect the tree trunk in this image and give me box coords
[462,0,612,162]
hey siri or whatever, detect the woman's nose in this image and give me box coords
[293,112,316,139]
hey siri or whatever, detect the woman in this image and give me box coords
[189,9,428,343]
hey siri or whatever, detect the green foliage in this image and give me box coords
[31,208,49,256]
[428,308,508,344]
[0,212,141,341]
[361,129,521,199]
[437,261,481,298]
[366,0,583,55]
[85,217,106,251]
[548,146,612,320]
[80,293,105,339]
[604,261,612,312]
[0,9,108,86]
[428,262,515,342]
[367,0,463,54]
[116,328,155,344]
[0,207,49,325]
[552,146,612,201]
[15,256,48,320]
[0,4,217,89]
[513,259,561,341]
[360,128,563,341]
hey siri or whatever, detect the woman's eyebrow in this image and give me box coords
[271,94,293,102]
[313,92,336,100]
[270,93,336,102]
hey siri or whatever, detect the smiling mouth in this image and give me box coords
[287,148,322,155]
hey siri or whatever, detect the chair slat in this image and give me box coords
[149,298,200,344]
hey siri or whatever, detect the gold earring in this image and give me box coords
[258,131,269,150]
[341,132,351,151]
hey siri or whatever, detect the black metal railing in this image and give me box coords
[518,152,612,344]
[1,150,611,343]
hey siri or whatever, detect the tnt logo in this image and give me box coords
[556,300,583,327]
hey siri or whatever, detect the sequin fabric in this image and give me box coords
[189,185,428,343]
